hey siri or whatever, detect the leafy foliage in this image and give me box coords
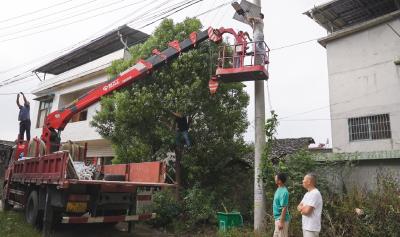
[91,18,250,190]
[183,185,216,227]
[151,186,216,231]
[322,175,400,237]
[150,189,182,227]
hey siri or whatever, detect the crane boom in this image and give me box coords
[41,27,242,153]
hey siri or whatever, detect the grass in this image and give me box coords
[0,210,41,237]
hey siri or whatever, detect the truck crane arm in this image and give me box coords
[41,27,242,153]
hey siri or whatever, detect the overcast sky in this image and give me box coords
[0,0,332,146]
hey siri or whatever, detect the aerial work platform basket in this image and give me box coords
[215,41,270,83]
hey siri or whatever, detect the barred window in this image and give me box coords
[348,114,391,141]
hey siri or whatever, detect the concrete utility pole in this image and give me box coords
[250,0,266,232]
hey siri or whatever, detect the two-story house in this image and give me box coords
[31,25,148,161]
[305,0,400,190]
[306,0,400,153]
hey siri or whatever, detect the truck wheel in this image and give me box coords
[25,191,40,226]
[104,174,125,181]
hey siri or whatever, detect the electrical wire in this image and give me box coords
[134,0,198,24]
[0,0,102,31]
[266,80,273,112]
[137,0,206,29]
[0,0,153,38]
[0,0,158,75]
[0,0,228,88]
[0,0,73,24]
[0,1,151,43]
[194,1,231,18]
[0,0,170,82]
[270,37,320,51]
[0,92,33,95]
[0,0,228,79]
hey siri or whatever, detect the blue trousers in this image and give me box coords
[176,130,191,147]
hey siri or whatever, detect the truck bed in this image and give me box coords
[9,151,172,191]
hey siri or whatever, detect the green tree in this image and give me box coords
[91,18,250,189]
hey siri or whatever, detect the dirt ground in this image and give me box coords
[52,223,174,237]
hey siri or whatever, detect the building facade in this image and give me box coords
[306,0,400,190]
[31,26,148,159]
[306,0,400,153]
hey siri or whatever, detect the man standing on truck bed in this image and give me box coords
[16,92,31,141]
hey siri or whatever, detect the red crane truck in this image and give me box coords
[1,26,269,236]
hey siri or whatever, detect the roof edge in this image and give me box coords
[317,10,400,47]
[32,65,109,95]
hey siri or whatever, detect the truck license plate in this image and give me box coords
[66,202,87,213]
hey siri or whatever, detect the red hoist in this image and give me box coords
[15,26,270,162]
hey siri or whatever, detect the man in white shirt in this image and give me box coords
[297,173,323,237]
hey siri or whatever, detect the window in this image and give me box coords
[348,114,391,141]
[36,100,53,128]
[70,110,88,123]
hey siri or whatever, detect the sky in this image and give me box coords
[0,0,332,146]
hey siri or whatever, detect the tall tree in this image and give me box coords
[91,18,250,188]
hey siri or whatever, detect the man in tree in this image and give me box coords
[172,112,191,148]
[273,172,291,237]
[297,173,323,237]
[16,92,31,141]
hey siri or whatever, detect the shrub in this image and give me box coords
[183,185,216,227]
[150,189,182,227]
[322,175,400,237]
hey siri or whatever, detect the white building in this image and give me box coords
[306,0,400,153]
[31,25,148,159]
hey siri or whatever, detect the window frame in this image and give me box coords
[348,114,391,142]
[36,99,53,128]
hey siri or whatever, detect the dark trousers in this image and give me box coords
[19,119,31,141]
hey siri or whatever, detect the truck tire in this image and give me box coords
[103,174,125,181]
[25,190,40,226]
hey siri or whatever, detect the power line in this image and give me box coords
[215,3,229,27]
[280,109,400,122]
[0,1,147,42]
[37,0,207,91]
[208,0,219,26]
[279,105,330,120]
[0,92,33,95]
[0,0,159,75]
[279,81,400,120]
[195,1,231,18]
[0,0,102,31]
[0,0,227,88]
[0,0,73,24]
[137,0,206,29]
[270,37,320,51]
[0,0,182,84]
[134,0,200,24]
[0,0,149,38]
[0,0,228,79]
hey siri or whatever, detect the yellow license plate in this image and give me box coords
[66,202,87,213]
